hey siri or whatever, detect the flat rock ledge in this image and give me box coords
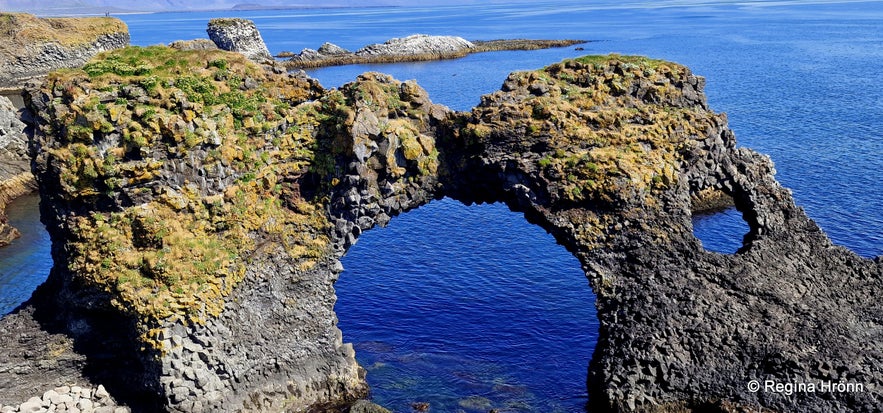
[2,49,881,413]
[284,34,585,69]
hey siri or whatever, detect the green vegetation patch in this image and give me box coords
[466,54,716,206]
[40,46,329,350]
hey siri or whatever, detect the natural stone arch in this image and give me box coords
[333,196,598,411]
[6,47,881,413]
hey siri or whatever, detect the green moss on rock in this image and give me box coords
[466,54,715,206]
[37,46,330,348]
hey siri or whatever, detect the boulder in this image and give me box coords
[318,42,350,55]
[168,39,218,51]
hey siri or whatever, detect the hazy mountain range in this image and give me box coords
[0,0,530,15]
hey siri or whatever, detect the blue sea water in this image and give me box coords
[1,1,882,411]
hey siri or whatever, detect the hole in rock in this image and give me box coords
[692,206,751,254]
[336,198,599,412]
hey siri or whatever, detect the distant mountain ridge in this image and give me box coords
[0,0,530,15]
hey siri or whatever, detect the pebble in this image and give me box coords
[3,384,127,413]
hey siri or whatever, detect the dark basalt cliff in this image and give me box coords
[1,47,881,412]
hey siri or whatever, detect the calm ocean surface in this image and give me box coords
[2,1,882,411]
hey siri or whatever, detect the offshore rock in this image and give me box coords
[206,18,272,62]
[317,42,350,56]
[3,48,882,413]
[284,35,584,69]
[0,13,129,89]
[354,34,474,57]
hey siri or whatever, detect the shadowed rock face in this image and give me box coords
[0,96,36,246]
[3,48,881,412]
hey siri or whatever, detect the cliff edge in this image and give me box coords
[0,13,129,90]
[2,48,881,412]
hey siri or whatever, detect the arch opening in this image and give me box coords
[335,197,599,412]
[691,205,751,255]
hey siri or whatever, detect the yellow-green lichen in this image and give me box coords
[41,46,329,349]
[468,54,717,206]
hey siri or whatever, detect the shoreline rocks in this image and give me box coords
[0,12,128,248]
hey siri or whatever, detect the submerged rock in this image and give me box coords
[206,18,272,62]
[3,48,881,412]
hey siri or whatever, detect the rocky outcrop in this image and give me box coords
[0,96,36,246]
[4,48,881,413]
[284,35,585,69]
[0,13,129,90]
[355,34,474,57]
[206,18,272,62]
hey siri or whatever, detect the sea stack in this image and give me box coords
[206,18,273,62]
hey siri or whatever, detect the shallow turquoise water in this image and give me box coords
[0,2,880,412]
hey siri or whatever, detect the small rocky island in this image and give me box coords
[281,34,586,69]
[185,18,585,69]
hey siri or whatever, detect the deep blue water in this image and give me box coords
[0,1,881,411]
[0,194,51,315]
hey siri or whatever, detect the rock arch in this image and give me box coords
[6,48,882,412]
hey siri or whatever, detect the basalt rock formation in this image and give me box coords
[2,47,881,413]
[0,13,129,90]
[207,18,272,63]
